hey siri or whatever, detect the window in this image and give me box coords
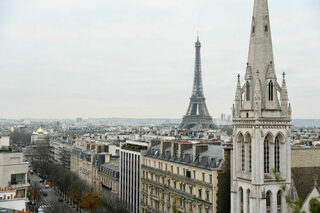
[247,190,250,213]
[198,189,202,199]
[16,189,25,198]
[275,136,280,172]
[202,173,205,182]
[11,173,26,185]
[177,167,180,175]
[266,191,272,213]
[277,191,282,213]
[168,193,170,202]
[206,190,209,201]
[189,185,193,194]
[146,172,148,179]
[268,80,274,101]
[249,141,252,172]
[183,168,186,176]
[165,163,167,171]
[171,165,173,173]
[240,187,244,213]
[174,181,177,189]
[189,201,193,211]
[168,179,171,186]
[246,81,250,101]
[162,177,165,184]
[264,137,270,173]
[198,205,202,213]
[158,162,160,169]
[242,142,245,171]
[186,170,191,178]
[209,174,212,184]
[193,170,196,179]
[265,24,268,32]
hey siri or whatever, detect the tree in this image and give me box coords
[309,197,320,213]
[80,192,100,213]
[28,181,44,211]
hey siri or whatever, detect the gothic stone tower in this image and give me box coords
[231,0,292,212]
[180,36,214,130]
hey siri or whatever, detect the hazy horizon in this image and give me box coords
[1,0,319,119]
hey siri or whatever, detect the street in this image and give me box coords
[28,172,74,213]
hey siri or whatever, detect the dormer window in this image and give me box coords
[268,80,273,101]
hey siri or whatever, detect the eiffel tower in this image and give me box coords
[180,36,215,130]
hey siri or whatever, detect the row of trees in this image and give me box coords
[32,161,128,213]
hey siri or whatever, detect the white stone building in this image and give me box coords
[120,140,148,213]
[231,0,292,212]
[0,151,29,199]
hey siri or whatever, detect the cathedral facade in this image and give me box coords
[231,0,292,212]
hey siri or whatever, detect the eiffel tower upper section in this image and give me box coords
[180,36,214,130]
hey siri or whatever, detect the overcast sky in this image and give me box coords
[0,0,319,119]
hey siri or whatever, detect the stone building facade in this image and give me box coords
[141,141,230,213]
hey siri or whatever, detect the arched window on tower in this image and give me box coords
[277,190,282,213]
[247,189,250,213]
[268,80,274,101]
[239,187,244,213]
[275,136,280,172]
[249,139,252,172]
[246,81,250,101]
[266,191,272,213]
[264,136,270,173]
[242,142,245,171]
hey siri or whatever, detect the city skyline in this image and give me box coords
[0,0,319,119]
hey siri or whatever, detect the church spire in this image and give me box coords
[281,72,289,117]
[248,0,279,109]
[234,74,241,118]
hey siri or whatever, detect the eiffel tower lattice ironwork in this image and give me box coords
[180,36,215,130]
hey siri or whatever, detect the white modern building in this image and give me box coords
[231,0,292,212]
[0,150,29,200]
[120,141,148,213]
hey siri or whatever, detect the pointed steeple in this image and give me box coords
[254,70,262,118]
[248,0,277,108]
[234,74,242,117]
[281,72,289,117]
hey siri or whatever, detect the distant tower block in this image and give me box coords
[180,36,215,130]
